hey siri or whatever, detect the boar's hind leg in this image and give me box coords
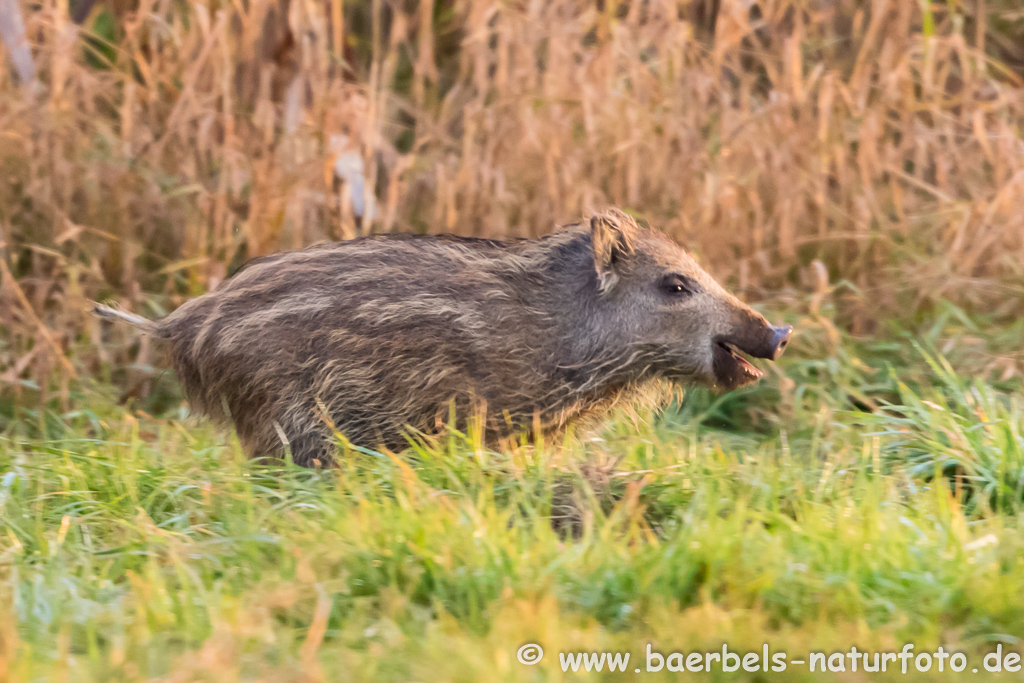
[239,413,334,468]
[284,432,335,471]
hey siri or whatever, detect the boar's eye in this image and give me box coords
[660,274,699,297]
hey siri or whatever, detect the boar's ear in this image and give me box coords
[590,210,638,294]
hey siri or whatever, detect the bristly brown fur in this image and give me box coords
[105,209,787,466]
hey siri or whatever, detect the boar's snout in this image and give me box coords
[769,324,793,360]
[711,316,793,390]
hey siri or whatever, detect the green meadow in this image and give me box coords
[4,304,1024,681]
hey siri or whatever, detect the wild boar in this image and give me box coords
[94,209,792,466]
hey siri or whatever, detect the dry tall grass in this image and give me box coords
[2,0,1024,407]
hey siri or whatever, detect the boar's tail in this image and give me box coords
[91,302,158,333]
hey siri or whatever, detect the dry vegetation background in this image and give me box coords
[2,0,1024,411]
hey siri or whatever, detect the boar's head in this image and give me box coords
[587,210,792,391]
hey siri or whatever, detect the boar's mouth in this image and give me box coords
[711,323,791,389]
[711,338,766,390]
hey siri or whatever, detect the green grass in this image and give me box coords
[3,308,1024,681]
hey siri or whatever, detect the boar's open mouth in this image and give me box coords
[710,324,792,389]
[712,339,765,389]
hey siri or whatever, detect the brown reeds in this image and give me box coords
[2,0,1024,408]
